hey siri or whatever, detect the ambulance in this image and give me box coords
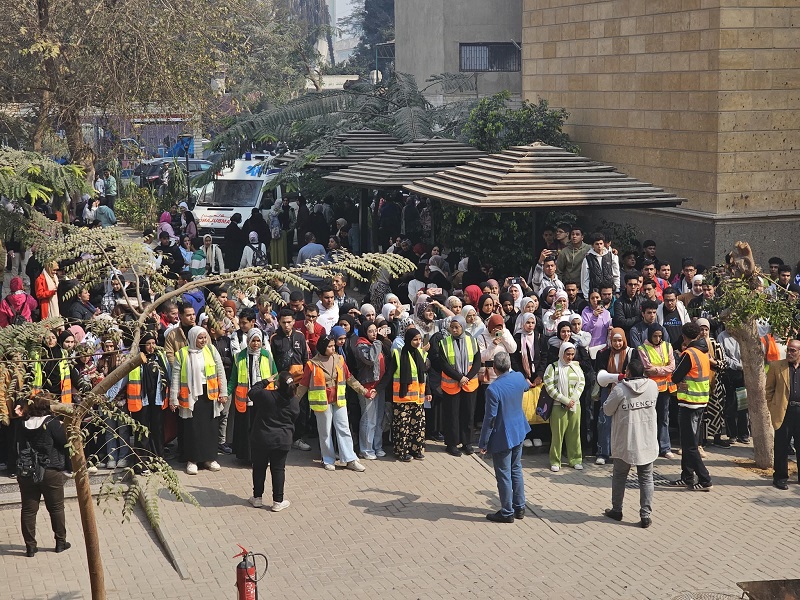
[193,152,287,241]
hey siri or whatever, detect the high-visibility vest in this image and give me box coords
[761,334,780,362]
[234,352,275,413]
[640,342,677,393]
[307,359,345,412]
[32,359,73,404]
[127,351,169,412]
[177,346,220,408]
[676,347,710,405]
[440,335,479,394]
[392,348,427,404]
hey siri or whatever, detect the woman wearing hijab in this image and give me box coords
[498,292,519,331]
[246,371,300,511]
[360,303,376,324]
[240,231,270,269]
[462,256,484,290]
[178,235,193,272]
[427,255,452,292]
[464,285,482,309]
[95,334,131,469]
[544,341,586,471]
[170,326,229,475]
[126,332,171,464]
[595,328,633,465]
[479,314,517,385]
[33,331,75,404]
[542,289,574,337]
[538,286,556,312]
[0,276,38,325]
[333,320,362,448]
[157,211,176,242]
[370,268,393,310]
[511,313,544,386]
[477,294,495,323]
[433,316,481,456]
[381,303,399,340]
[697,317,728,450]
[228,328,277,463]
[391,328,430,462]
[355,321,389,460]
[413,301,453,339]
[570,315,592,348]
[637,323,676,459]
[294,335,375,471]
[35,261,60,319]
[462,305,486,339]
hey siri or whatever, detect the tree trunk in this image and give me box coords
[63,108,95,185]
[32,92,51,153]
[65,409,107,600]
[729,319,774,469]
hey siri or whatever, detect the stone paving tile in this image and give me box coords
[1,441,799,599]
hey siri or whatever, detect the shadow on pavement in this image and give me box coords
[349,488,488,522]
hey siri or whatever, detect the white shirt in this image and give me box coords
[316,301,339,334]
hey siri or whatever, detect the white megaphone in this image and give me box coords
[597,370,623,388]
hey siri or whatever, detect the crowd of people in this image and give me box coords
[2,203,799,553]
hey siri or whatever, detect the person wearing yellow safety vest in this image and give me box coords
[125,332,171,464]
[294,334,374,472]
[33,331,76,404]
[390,328,430,462]
[227,328,277,463]
[169,326,228,475]
[669,322,713,491]
[433,316,481,457]
[637,323,677,459]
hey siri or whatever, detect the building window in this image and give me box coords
[459,43,521,72]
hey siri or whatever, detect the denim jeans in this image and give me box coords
[492,442,525,517]
[358,390,385,458]
[597,387,612,459]
[102,415,131,463]
[679,406,711,485]
[655,391,672,454]
[314,403,357,465]
[611,459,653,518]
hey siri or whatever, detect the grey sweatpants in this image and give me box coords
[611,459,654,519]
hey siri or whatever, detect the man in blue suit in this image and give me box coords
[479,351,531,523]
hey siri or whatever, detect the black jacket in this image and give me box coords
[510,331,546,380]
[21,416,68,471]
[270,329,308,372]
[154,243,184,277]
[613,293,643,334]
[248,386,300,452]
[211,335,234,379]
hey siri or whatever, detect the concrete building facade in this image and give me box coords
[396,0,523,104]
[522,0,800,267]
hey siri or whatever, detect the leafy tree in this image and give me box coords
[437,92,579,278]
[0,147,87,205]
[337,0,395,78]
[0,152,416,600]
[707,249,800,469]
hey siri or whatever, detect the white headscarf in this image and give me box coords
[557,341,581,400]
[509,283,525,310]
[461,305,485,338]
[514,311,536,336]
[185,326,208,409]
[246,328,264,384]
[381,303,396,322]
[360,303,376,319]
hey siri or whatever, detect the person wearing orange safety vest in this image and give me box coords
[389,328,430,462]
[433,315,481,457]
[637,323,677,459]
[170,326,228,476]
[227,328,277,463]
[126,332,170,462]
[669,322,713,491]
[294,334,374,472]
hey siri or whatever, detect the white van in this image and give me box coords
[193,153,286,241]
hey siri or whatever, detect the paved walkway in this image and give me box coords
[2,440,799,600]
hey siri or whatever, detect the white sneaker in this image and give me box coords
[532,438,543,448]
[375,449,387,458]
[271,500,291,512]
[292,439,311,451]
[206,461,221,472]
[358,453,377,460]
[347,460,366,472]
[323,463,336,471]
[248,496,263,508]
[574,463,584,470]
[595,457,606,465]
[522,439,533,448]
[87,465,98,474]
[550,465,560,472]
[663,451,676,459]
[186,462,198,475]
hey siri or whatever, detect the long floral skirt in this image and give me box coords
[392,402,425,457]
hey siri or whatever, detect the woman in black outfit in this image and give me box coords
[247,371,300,512]
[17,395,70,557]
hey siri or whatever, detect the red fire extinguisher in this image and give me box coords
[234,544,268,600]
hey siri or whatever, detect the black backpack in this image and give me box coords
[17,416,53,483]
[250,243,269,268]
[9,301,26,326]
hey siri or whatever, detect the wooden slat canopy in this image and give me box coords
[403,143,685,209]
[322,137,487,188]
[313,129,401,170]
